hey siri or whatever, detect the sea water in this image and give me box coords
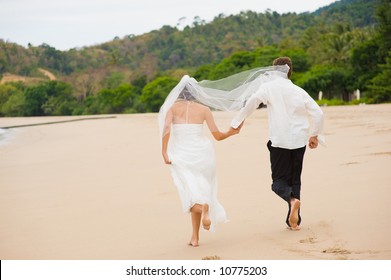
[0,128,14,146]
[0,128,7,145]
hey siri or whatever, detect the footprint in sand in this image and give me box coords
[299,228,317,244]
[322,247,351,255]
[341,161,360,165]
[202,255,221,260]
[299,236,317,244]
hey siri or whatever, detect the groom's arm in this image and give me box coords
[231,95,263,129]
[303,91,325,147]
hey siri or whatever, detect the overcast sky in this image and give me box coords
[0,0,338,51]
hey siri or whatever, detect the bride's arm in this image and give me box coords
[205,107,242,141]
[162,133,171,164]
[212,125,243,141]
[162,110,172,164]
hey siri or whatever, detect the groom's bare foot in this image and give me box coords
[289,198,301,229]
[287,225,301,231]
[202,204,211,230]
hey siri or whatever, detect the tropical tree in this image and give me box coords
[24,83,48,116]
[375,0,391,62]
[88,83,138,114]
[23,81,77,116]
[140,76,178,112]
[367,51,391,102]
[0,84,25,116]
[358,0,391,101]
[350,39,380,91]
[296,65,351,101]
[1,91,26,116]
[208,51,256,80]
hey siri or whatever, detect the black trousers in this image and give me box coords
[267,141,306,226]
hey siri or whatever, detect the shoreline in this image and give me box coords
[0,115,117,129]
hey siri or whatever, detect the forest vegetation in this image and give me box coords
[0,0,390,117]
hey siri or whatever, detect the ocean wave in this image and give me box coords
[0,128,14,146]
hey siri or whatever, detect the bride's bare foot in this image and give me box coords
[202,204,211,230]
[188,238,199,247]
[289,198,301,229]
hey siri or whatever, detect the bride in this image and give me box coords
[160,83,241,247]
[158,66,288,246]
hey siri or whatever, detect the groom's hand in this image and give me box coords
[237,121,244,130]
[229,122,243,135]
[308,136,318,149]
[233,121,244,133]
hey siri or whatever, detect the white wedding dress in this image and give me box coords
[168,123,227,232]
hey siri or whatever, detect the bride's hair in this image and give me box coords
[177,86,196,101]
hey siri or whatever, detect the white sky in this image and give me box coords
[0,0,337,50]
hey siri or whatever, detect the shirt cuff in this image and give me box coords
[230,119,242,129]
[317,134,326,146]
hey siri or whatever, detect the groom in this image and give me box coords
[230,57,324,230]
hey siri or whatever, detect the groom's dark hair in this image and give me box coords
[273,57,292,79]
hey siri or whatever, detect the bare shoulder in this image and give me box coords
[171,101,186,112]
[171,101,182,108]
[197,102,210,110]
[203,104,213,116]
[189,102,208,111]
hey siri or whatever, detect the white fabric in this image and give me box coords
[168,124,227,231]
[231,76,325,149]
[158,65,290,145]
[158,65,291,232]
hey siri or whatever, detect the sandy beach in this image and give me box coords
[0,104,390,260]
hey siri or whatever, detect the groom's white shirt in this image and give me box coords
[231,76,324,150]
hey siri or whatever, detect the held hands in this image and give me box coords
[229,121,244,136]
[308,136,318,149]
[214,121,244,141]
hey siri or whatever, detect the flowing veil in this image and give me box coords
[158,65,290,141]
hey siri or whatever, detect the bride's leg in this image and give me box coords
[202,204,211,230]
[189,204,202,246]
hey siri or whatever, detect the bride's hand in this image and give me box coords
[237,121,244,131]
[162,152,171,164]
[230,121,244,135]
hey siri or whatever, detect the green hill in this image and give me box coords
[0,0,377,80]
[1,0,389,117]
